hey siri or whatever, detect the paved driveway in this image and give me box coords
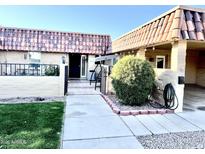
[62,80,205,149]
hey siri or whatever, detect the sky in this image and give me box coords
[0,5,205,40]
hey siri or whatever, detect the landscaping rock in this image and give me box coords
[107,95,161,111]
[137,131,205,149]
[0,96,65,104]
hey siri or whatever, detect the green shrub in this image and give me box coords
[45,66,59,76]
[111,55,155,106]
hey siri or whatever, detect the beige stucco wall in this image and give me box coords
[0,51,98,79]
[196,69,205,86]
[184,50,205,87]
[145,49,171,69]
[0,51,29,63]
[0,64,66,98]
[41,52,68,65]
[0,51,68,65]
[185,50,198,84]
[196,52,205,87]
[154,68,177,87]
[87,55,96,80]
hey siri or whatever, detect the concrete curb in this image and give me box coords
[101,94,174,116]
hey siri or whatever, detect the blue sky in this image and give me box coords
[0,5,205,40]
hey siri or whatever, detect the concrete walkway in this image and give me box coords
[62,80,205,149]
[62,80,143,149]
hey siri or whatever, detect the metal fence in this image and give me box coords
[0,63,60,76]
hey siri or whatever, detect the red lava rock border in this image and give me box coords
[101,94,174,116]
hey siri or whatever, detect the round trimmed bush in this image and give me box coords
[111,55,155,106]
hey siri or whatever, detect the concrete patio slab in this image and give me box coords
[66,95,108,106]
[164,113,202,132]
[63,136,144,149]
[149,114,184,133]
[136,115,169,134]
[65,95,115,117]
[121,116,152,136]
[65,102,115,117]
[68,87,101,95]
[177,111,205,130]
[63,115,133,140]
[68,82,95,88]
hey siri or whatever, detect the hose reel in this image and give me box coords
[149,83,179,110]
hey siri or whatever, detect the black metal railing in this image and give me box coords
[0,63,60,76]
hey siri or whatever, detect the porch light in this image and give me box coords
[152,46,155,51]
[171,41,175,45]
[62,56,65,64]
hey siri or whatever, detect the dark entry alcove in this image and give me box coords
[69,54,81,78]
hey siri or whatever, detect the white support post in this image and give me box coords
[59,64,66,96]
[171,41,187,112]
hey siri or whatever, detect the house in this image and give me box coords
[0,26,112,80]
[104,5,205,112]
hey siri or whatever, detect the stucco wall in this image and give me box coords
[184,50,205,86]
[145,49,171,68]
[41,52,68,65]
[87,55,96,80]
[0,51,29,63]
[0,51,98,79]
[196,52,205,87]
[0,65,66,98]
[154,68,177,88]
[0,51,68,65]
[185,50,198,84]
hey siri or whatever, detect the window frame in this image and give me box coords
[29,52,41,64]
[156,55,166,69]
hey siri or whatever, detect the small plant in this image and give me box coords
[111,55,155,106]
[45,66,59,76]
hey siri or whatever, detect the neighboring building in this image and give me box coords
[110,5,205,112]
[0,26,111,79]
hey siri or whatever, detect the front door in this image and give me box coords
[69,54,81,78]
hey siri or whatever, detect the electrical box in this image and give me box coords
[178,76,185,84]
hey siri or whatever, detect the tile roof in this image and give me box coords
[0,26,112,55]
[112,5,205,53]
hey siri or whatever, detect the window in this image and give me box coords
[29,52,41,64]
[156,56,165,69]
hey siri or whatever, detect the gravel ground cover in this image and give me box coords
[0,96,65,104]
[137,131,205,149]
[107,95,161,110]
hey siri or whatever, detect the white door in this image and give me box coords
[80,55,87,78]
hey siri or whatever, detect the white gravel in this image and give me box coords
[137,131,205,149]
[0,96,65,104]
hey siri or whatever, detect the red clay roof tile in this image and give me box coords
[182,19,188,31]
[196,32,205,40]
[185,11,193,20]
[189,31,197,40]
[187,20,195,31]
[195,22,203,32]
[181,31,190,39]
[194,12,201,22]
[113,6,205,52]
